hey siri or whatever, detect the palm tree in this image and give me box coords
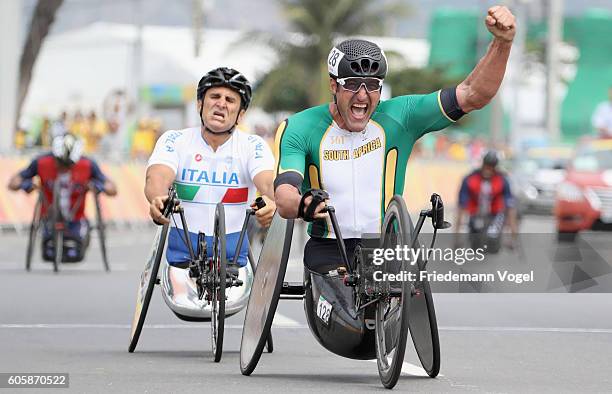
[253,0,408,113]
[16,0,64,129]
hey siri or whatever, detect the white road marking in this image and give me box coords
[2,324,612,334]
[439,326,612,334]
[272,313,302,328]
[0,263,129,271]
[0,313,306,330]
[368,360,441,377]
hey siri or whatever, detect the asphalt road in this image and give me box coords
[1,215,611,393]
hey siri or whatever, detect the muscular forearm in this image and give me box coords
[144,166,175,203]
[253,171,275,200]
[275,184,301,219]
[457,38,512,113]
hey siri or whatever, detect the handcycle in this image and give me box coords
[128,186,273,362]
[240,193,451,389]
[24,180,110,273]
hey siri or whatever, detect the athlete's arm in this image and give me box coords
[456,6,515,113]
[245,134,277,227]
[145,130,183,225]
[8,173,25,191]
[145,164,175,225]
[502,176,519,237]
[8,159,38,192]
[275,182,302,219]
[252,170,276,227]
[273,120,326,220]
[275,174,326,220]
[90,160,117,196]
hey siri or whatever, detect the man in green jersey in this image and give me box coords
[274,6,516,272]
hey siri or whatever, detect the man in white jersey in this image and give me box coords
[145,67,276,274]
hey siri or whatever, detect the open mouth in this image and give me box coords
[212,110,225,121]
[350,103,368,120]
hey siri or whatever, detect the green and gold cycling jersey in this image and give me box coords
[275,91,455,239]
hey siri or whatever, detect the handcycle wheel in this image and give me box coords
[94,191,110,272]
[52,182,62,273]
[128,224,169,352]
[211,203,227,362]
[25,194,42,271]
[240,212,293,375]
[247,246,273,354]
[375,196,412,389]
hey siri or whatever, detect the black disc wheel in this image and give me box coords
[211,203,227,362]
[375,196,412,389]
[128,224,169,352]
[25,195,42,271]
[407,239,440,378]
[247,246,274,354]
[240,213,293,375]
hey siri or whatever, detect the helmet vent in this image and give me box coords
[338,39,382,60]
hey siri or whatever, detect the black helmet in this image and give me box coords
[196,67,252,110]
[327,39,388,79]
[482,150,500,167]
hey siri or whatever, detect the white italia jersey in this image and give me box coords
[148,127,274,264]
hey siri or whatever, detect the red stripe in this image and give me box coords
[221,187,248,203]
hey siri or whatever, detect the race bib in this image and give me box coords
[327,47,345,76]
[317,295,332,325]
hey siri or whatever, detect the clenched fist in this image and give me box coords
[486,5,516,42]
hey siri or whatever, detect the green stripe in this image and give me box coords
[174,182,200,201]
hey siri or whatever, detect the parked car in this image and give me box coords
[510,146,572,215]
[555,139,612,241]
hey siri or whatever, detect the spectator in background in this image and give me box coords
[87,111,109,153]
[102,90,129,161]
[37,117,52,148]
[131,117,156,160]
[69,110,89,148]
[592,86,612,138]
[448,139,468,161]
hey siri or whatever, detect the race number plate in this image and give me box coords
[316,295,332,325]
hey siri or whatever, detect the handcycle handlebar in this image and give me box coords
[254,196,266,210]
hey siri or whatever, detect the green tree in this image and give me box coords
[253,0,407,113]
[385,66,461,96]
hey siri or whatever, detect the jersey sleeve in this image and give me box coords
[147,129,184,174]
[502,176,515,209]
[458,175,470,208]
[379,90,455,139]
[245,134,275,179]
[19,158,39,179]
[89,159,108,184]
[275,119,307,178]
